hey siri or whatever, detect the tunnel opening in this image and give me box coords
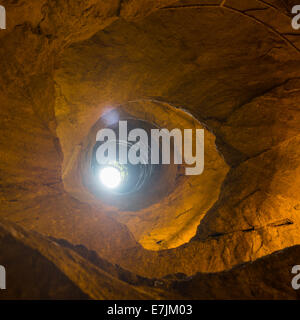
[59,101,229,251]
[88,113,179,210]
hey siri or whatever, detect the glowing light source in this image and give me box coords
[99,166,122,189]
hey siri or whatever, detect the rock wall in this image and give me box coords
[0,0,300,298]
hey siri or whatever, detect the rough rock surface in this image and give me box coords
[0,219,158,299]
[1,218,300,299]
[169,244,300,299]
[0,0,300,298]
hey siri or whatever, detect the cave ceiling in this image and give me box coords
[0,0,300,299]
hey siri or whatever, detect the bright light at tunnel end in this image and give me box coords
[99,166,122,189]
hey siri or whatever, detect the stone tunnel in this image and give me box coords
[1,0,300,299]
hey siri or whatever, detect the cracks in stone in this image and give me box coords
[257,0,280,11]
[283,33,300,37]
[243,8,269,14]
[233,189,261,208]
[258,45,284,59]
[235,148,270,167]
[239,131,300,169]
[82,4,97,16]
[257,0,293,18]
[205,218,295,241]
[208,232,225,238]
[224,4,300,53]
[269,218,294,227]
[117,0,125,17]
[161,4,220,10]
[242,226,255,233]
[209,77,300,125]
[34,2,52,39]
[176,207,194,219]
[161,2,300,53]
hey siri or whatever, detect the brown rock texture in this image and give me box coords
[0,0,300,299]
